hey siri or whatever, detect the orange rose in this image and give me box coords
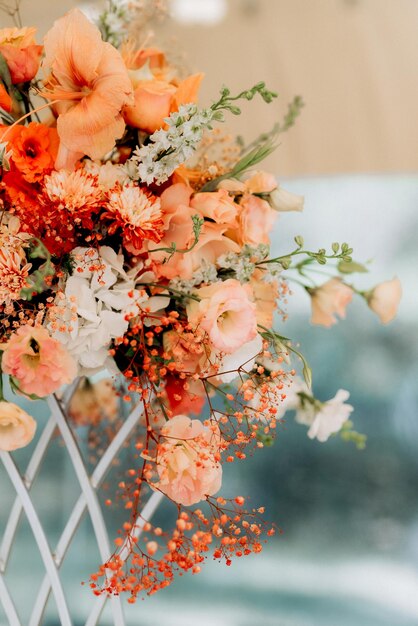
[8,122,59,183]
[122,44,204,133]
[0,84,12,112]
[0,26,42,84]
[123,80,176,133]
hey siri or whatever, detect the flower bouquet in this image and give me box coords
[0,0,401,616]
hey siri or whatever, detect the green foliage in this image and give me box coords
[211,82,278,117]
[20,239,55,300]
[340,420,367,450]
[338,260,368,274]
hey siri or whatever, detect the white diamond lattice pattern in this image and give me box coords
[0,381,163,625]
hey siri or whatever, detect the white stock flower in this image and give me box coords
[129,104,216,185]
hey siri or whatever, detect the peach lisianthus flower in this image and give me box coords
[187,279,258,353]
[237,194,277,246]
[309,278,353,327]
[2,325,77,397]
[218,171,277,195]
[243,171,278,194]
[0,401,36,451]
[42,9,133,168]
[154,414,222,506]
[366,277,402,324]
[191,189,239,226]
[0,26,42,84]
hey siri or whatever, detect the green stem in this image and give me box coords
[136,282,201,302]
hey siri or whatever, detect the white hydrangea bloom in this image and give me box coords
[49,247,165,373]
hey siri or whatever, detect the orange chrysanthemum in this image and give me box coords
[102,184,164,254]
[0,248,31,305]
[38,169,103,255]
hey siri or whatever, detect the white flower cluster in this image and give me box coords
[49,246,166,373]
[129,104,215,185]
[169,261,218,293]
[97,0,139,48]
[218,244,270,283]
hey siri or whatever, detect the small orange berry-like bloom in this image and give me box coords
[9,122,59,183]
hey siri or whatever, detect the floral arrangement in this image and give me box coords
[0,1,401,603]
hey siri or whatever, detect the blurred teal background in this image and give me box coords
[1,175,418,625]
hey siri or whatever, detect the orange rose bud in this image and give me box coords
[0,83,12,112]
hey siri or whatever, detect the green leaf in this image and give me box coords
[338,260,368,274]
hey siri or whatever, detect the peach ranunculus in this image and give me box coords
[309,278,353,327]
[237,194,277,246]
[218,171,277,194]
[218,173,304,213]
[0,27,42,84]
[2,325,77,397]
[154,414,222,506]
[0,401,36,451]
[187,279,258,353]
[148,183,240,280]
[190,189,239,226]
[366,277,402,324]
[122,44,203,134]
[42,9,133,168]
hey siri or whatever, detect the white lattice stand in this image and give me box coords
[0,381,163,625]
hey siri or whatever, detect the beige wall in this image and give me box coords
[3,0,418,176]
